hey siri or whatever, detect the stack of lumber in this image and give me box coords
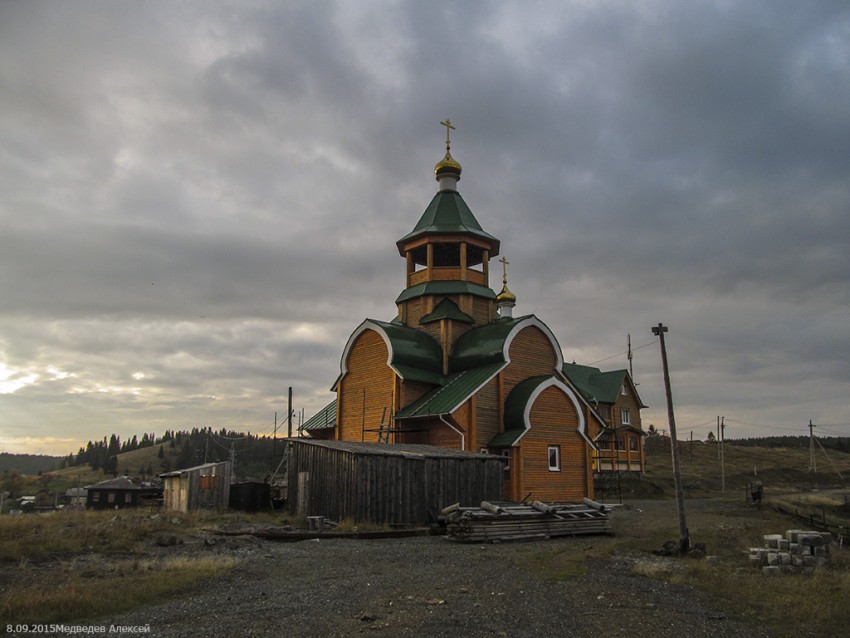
[443,500,611,543]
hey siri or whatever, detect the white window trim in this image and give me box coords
[621,408,631,425]
[548,445,561,472]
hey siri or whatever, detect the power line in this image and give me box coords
[588,341,655,366]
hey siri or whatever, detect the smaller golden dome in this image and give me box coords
[497,283,516,305]
[434,150,462,178]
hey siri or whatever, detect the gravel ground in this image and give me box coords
[91,506,773,638]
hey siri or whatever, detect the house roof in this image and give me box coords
[289,438,500,460]
[301,399,337,431]
[419,298,474,325]
[562,362,623,403]
[396,362,505,419]
[562,362,647,408]
[85,477,139,491]
[160,461,230,479]
[396,189,500,253]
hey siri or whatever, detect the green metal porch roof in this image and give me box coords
[301,399,337,432]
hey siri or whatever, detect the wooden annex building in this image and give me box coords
[302,122,645,506]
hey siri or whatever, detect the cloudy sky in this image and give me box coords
[2,1,849,456]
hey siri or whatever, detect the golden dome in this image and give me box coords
[497,283,516,304]
[434,150,462,178]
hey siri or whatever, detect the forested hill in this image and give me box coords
[0,453,61,475]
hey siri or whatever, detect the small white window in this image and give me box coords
[621,384,628,396]
[548,445,561,471]
[621,408,631,425]
[480,448,488,455]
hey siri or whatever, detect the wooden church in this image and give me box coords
[303,121,644,503]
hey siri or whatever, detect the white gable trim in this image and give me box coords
[338,320,398,381]
[513,377,593,447]
[502,316,565,371]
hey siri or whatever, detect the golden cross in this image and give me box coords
[499,255,509,284]
[440,118,455,151]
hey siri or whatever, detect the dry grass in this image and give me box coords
[0,509,251,625]
[1,554,238,625]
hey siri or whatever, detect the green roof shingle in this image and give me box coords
[396,363,504,419]
[396,190,500,252]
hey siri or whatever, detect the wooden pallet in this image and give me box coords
[444,500,611,543]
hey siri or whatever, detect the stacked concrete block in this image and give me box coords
[749,529,832,575]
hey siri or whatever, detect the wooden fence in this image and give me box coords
[285,439,504,525]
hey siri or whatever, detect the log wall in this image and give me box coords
[517,385,588,502]
[338,330,395,442]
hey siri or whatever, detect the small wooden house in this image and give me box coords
[286,438,504,525]
[85,477,140,510]
[160,461,231,512]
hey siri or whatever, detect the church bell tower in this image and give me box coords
[395,120,501,356]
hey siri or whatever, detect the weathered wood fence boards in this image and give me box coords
[285,439,504,525]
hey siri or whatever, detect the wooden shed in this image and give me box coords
[285,439,504,525]
[160,461,232,512]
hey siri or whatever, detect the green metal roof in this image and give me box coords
[395,280,497,304]
[301,399,337,432]
[487,428,525,448]
[396,190,500,251]
[562,362,626,404]
[449,315,531,372]
[504,375,552,430]
[396,362,504,419]
[419,298,474,325]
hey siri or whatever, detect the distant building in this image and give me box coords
[85,477,140,510]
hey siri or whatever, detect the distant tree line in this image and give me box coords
[63,427,286,479]
[729,435,850,453]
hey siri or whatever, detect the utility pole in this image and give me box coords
[273,411,278,471]
[287,386,293,438]
[627,333,634,380]
[808,420,817,473]
[716,416,721,460]
[720,416,725,492]
[652,323,689,553]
